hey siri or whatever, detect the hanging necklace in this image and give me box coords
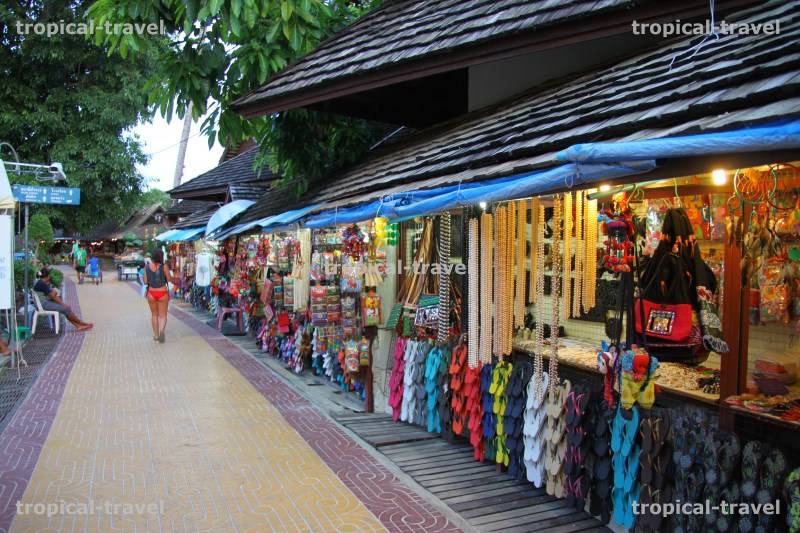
[586,193,599,311]
[467,217,480,368]
[438,213,451,344]
[549,196,563,392]
[561,192,572,321]
[480,211,494,364]
[515,199,526,328]
[505,201,515,355]
[529,198,540,304]
[533,199,547,404]
[573,190,584,318]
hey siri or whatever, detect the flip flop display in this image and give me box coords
[523,371,549,488]
[785,468,800,533]
[388,337,408,421]
[544,379,570,497]
[481,363,497,462]
[424,346,447,433]
[465,363,484,461]
[450,343,468,436]
[399,339,417,423]
[491,360,513,466]
[610,404,640,529]
[412,341,430,426]
[504,360,532,480]
[563,384,590,510]
[637,410,673,532]
[586,394,613,525]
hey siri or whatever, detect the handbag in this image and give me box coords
[633,299,693,342]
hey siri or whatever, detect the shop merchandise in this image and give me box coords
[585,395,613,525]
[544,379,570,498]
[465,363,484,461]
[504,360,532,479]
[481,363,496,461]
[610,404,640,529]
[424,346,447,433]
[438,213,451,343]
[563,384,590,511]
[523,371,549,488]
[490,360,512,466]
[449,343,468,434]
[479,212,494,364]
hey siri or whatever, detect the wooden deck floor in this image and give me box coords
[334,413,610,533]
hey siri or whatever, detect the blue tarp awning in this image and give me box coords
[556,120,800,163]
[205,200,255,238]
[305,161,656,226]
[159,227,204,242]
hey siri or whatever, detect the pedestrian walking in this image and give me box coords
[74,243,87,284]
[144,250,171,343]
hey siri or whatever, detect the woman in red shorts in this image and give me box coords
[144,250,172,343]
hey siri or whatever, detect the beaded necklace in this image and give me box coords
[515,199,526,328]
[529,198,540,304]
[549,196,563,392]
[561,192,572,320]
[573,191,584,318]
[585,194,599,311]
[479,212,494,364]
[504,201,515,355]
[438,213,451,344]
[533,200,547,404]
[467,217,480,368]
[493,206,504,356]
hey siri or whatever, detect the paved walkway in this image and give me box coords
[0,274,458,533]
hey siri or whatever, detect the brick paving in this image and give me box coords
[0,275,85,532]
[0,275,459,533]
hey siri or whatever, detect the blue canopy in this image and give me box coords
[160,227,204,242]
[205,200,255,238]
[155,229,180,241]
[306,161,655,225]
[556,120,800,163]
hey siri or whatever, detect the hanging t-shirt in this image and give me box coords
[195,252,212,287]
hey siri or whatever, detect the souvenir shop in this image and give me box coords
[164,159,800,532]
[173,220,395,405]
[377,162,800,532]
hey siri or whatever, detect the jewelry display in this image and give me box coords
[529,198,540,304]
[516,199,527,328]
[562,192,573,320]
[549,196,563,391]
[505,201,516,355]
[573,191,584,318]
[533,201,547,404]
[585,193,598,311]
[468,217,480,368]
[480,212,494,364]
[494,206,505,356]
[438,213,451,344]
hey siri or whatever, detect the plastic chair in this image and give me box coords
[30,291,60,335]
[217,302,244,332]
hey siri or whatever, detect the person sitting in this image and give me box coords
[0,336,9,357]
[33,268,93,331]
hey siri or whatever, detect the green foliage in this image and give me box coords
[27,214,54,254]
[48,268,64,289]
[88,0,382,194]
[13,260,36,291]
[137,189,171,210]
[0,1,162,233]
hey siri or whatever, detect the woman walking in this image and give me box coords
[144,250,171,343]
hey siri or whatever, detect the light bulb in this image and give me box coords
[599,184,611,192]
[712,169,728,186]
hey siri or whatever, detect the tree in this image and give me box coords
[137,189,172,210]
[27,213,54,258]
[0,0,163,233]
[88,0,382,194]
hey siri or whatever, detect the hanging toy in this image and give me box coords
[373,217,388,248]
[600,207,635,273]
[341,224,366,260]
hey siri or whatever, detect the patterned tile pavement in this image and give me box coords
[0,275,85,532]
[1,276,459,533]
[170,306,460,533]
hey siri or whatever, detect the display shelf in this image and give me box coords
[512,338,720,406]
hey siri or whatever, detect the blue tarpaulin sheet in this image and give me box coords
[556,120,800,163]
[205,200,254,238]
[306,161,655,226]
[160,227,204,242]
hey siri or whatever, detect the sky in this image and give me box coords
[132,112,224,192]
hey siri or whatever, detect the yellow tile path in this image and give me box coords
[12,277,386,533]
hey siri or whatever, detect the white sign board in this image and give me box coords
[0,215,11,310]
